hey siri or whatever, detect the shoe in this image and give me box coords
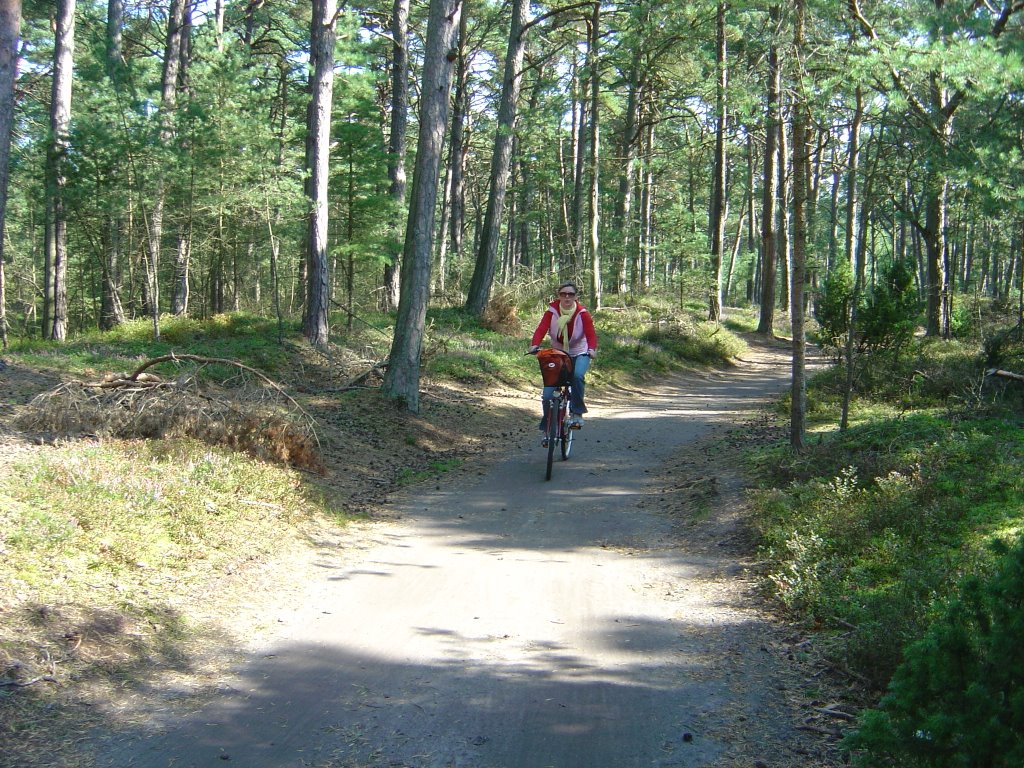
[568,414,583,429]
[541,436,549,448]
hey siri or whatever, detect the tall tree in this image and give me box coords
[0,0,20,349]
[145,0,188,340]
[169,2,194,317]
[445,4,470,293]
[756,5,781,335]
[586,0,602,308]
[382,0,409,311]
[382,0,463,412]
[708,0,728,321]
[99,0,126,330]
[303,0,338,346]
[465,0,528,316]
[790,0,808,451]
[850,0,1024,336]
[45,0,75,341]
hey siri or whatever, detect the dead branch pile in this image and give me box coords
[12,355,323,472]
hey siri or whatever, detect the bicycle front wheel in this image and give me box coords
[560,399,573,460]
[545,396,559,480]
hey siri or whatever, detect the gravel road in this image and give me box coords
[90,341,836,768]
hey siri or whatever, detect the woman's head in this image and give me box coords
[556,282,578,300]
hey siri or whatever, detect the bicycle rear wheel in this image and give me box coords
[545,395,559,480]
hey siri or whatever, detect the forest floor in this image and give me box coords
[1,335,852,768]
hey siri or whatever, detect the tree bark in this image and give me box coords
[756,6,780,335]
[708,1,727,321]
[100,0,126,330]
[46,0,75,341]
[303,0,337,346]
[446,4,469,290]
[777,99,790,315]
[790,0,808,452]
[382,0,409,311]
[145,0,187,341]
[0,0,20,349]
[466,0,528,316]
[613,54,644,294]
[586,0,602,309]
[382,0,462,412]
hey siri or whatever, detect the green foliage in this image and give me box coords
[809,336,986,413]
[751,413,1024,689]
[814,260,855,353]
[845,535,1024,768]
[858,260,920,352]
[8,315,294,378]
[814,260,920,359]
[640,320,746,366]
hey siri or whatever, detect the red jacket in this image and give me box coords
[531,301,598,357]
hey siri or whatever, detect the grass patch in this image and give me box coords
[1,439,340,609]
[8,314,294,381]
[396,458,464,485]
[1,437,348,764]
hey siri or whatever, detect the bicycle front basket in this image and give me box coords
[536,348,573,387]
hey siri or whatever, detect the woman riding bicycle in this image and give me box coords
[528,281,598,435]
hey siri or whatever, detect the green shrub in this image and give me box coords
[751,415,1024,689]
[814,260,855,355]
[858,260,920,354]
[845,535,1024,768]
[813,260,919,360]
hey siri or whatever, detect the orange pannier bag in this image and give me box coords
[536,348,574,387]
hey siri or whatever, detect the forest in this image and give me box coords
[1,1,1024,765]
[1,1,1021,373]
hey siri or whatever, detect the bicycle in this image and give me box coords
[530,348,579,481]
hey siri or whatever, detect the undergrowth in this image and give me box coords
[749,329,1024,764]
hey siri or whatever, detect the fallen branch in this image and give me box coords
[987,368,1024,382]
[796,724,843,738]
[338,360,389,391]
[814,706,856,722]
[127,354,317,432]
[0,675,59,688]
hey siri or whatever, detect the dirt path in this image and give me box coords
[87,340,840,768]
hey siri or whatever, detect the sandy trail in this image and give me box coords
[90,342,832,768]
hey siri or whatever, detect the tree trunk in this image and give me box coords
[382,0,409,311]
[0,0,20,349]
[756,6,780,335]
[466,0,528,316]
[846,86,863,282]
[570,60,586,268]
[171,223,190,315]
[47,0,75,341]
[640,118,655,291]
[446,4,469,289]
[777,101,790,315]
[790,0,808,452]
[613,54,644,295]
[100,0,126,330]
[303,0,337,346]
[708,1,727,322]
[586,0,602,309]
[145,0,187,341]
[382,0,462,412]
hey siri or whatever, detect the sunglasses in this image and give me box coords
[558,291,576,297]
